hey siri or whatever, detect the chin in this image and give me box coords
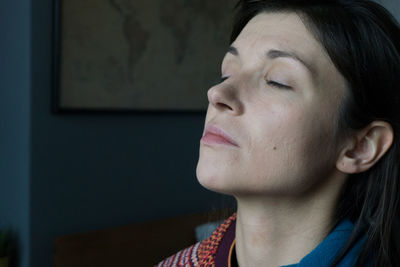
[196,161,235,195]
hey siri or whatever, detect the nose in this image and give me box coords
[207,81,244,115]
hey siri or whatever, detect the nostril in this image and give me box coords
[207,83,242,114]
[217,102,233,111]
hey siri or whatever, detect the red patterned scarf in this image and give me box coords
[156,213,237,267]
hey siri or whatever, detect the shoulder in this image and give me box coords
[155,213,237,267]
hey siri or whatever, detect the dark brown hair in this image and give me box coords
[231,0,400,266]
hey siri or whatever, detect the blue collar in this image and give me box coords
[281,219,368,267]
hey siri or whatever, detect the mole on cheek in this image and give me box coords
[273,146,277,150]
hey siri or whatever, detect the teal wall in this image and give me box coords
[0,1,31,267]
[2,0,224,266]
[30,0,224,266]
[377,0,400,16]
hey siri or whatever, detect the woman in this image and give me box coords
[157,0,400,266]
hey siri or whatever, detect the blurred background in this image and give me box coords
[0,0,399,266]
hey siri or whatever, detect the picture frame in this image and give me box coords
[52,0,234,112]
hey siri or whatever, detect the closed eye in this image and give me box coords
[220,77,229,83]
[213,77,229,86]
[267,80,292,89]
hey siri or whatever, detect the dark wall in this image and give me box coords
[0,1,31,267]
[30,0,224,266]
[377,0,400,17]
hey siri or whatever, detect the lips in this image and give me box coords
[201,124,239,147]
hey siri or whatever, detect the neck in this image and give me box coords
[234,174,346,267]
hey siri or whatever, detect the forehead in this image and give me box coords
[231,12,330,75]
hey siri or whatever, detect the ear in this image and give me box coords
[336,121,394,174]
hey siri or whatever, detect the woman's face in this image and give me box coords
[196,12,348,197]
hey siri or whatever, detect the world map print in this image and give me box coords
[59,0,236,110]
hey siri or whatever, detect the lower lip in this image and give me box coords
[201,133,238,147]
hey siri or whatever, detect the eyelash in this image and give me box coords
[219,77,292,90]
[266,80,292,89]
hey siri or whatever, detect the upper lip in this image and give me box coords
[203,124,239,147]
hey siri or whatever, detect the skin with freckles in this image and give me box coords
[196,12,354,266]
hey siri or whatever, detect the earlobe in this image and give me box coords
[336,121,394,174]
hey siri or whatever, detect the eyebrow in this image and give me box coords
[227,46,316,76]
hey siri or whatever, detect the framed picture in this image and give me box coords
[53,0,235,112]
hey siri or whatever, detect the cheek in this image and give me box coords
[250,103,307,151]
[243,106,338,192]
